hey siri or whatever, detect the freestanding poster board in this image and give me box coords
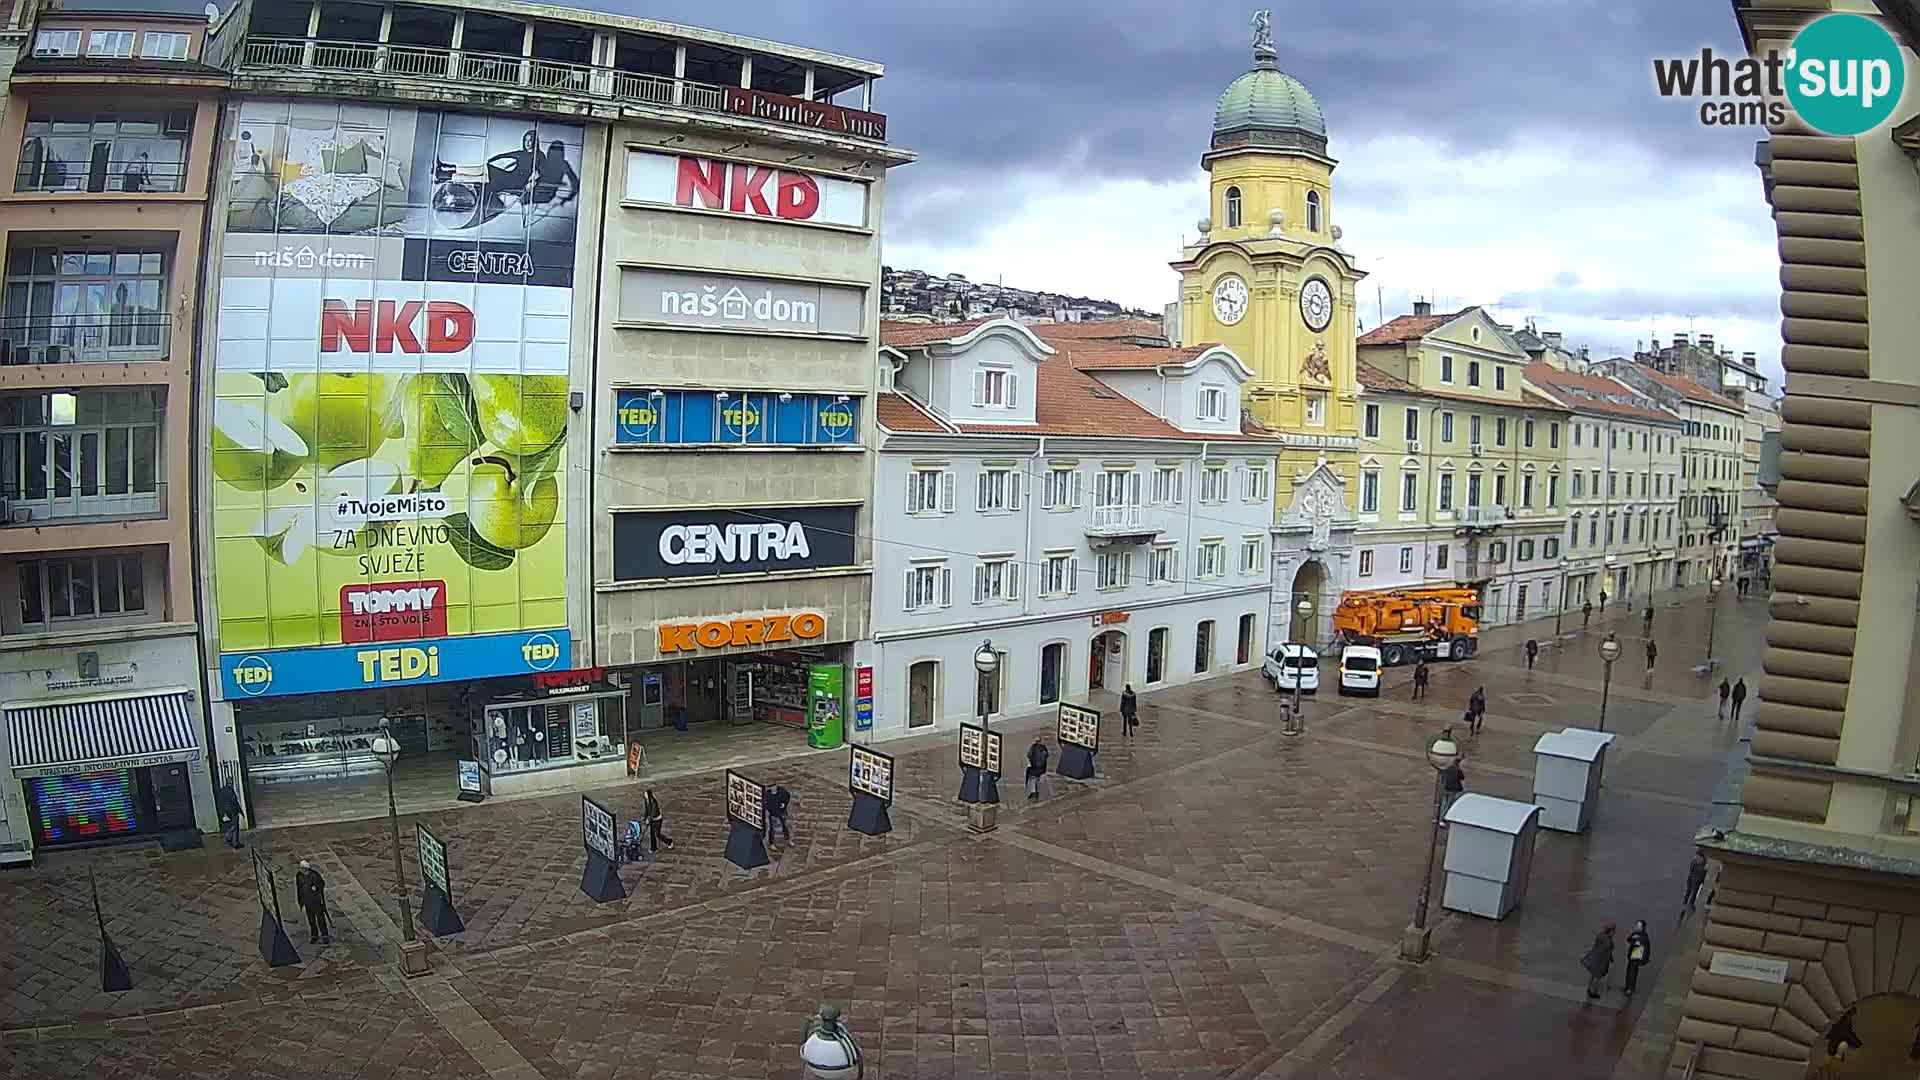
[847,745,895,835]
[724,769,771,870]
[580,795,626,902]
[1056,703,1100,780]
[417,823,466,934]
[958,722,1003,804]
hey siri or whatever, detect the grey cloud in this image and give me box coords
[1492,285,1779,324]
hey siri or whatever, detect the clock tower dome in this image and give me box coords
[1171,10,1365,646]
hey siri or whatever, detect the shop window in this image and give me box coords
[1195,619,1214,674]
[1236,612,1255,665]
[1146,627,1167,684]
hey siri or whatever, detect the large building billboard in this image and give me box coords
[210,101,582,694]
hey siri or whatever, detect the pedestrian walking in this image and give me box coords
[1684,851,1709,912]
[1599,589,1609,612]
[1645,638,1658,673]
[1524,638,1538,670]
[1438,753,1466,822]
[1581,600,1593,627]
[1718,678,1731,718]
[1730,678,1749,724]
[1469,686,1486,735]
[1120,684,1139,738]
[643,788,674,851]
[1738,575,1751,597]
[295,859,331,945]
[1025,737,1050,800]
[766,784,792,845]
[215,777,245,849]
[1623,920,1652,996]
[1581,924,1617,1000]
[1642,605,1654,635]
[1411,660,1430,699]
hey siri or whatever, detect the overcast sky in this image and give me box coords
[586,0,1784,379]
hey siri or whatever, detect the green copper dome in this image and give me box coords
[1213,67,1326,139]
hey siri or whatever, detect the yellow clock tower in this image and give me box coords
[1171,11,1364,644]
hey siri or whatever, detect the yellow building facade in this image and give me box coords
[1170,25,1366,645]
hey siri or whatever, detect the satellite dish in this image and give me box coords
[205,2,220,21]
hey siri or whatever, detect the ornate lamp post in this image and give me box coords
[973,641,998,729]
[1286,597,1313,735]
[1702,575,1726,674]
[369,729,428,975]
[800,1004,864,1079]
[1596,633,1623,733]
[1401,726,1462,962]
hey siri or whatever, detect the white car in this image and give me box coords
[1338,645,1382,696]
[1264,644,1319,693]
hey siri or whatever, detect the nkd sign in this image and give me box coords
[625,151,868,228]
[618,268,865,338]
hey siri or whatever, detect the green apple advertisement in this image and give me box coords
[211,101,582,671]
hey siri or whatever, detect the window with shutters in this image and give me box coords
[1468,360,1481,387]
[1544,537,1560,559]
[1523,419,1535,447]
[1550,422,1560,449]
[1496,367,1507,391]
[972,367,1017,409]
[1467,472,1482,507]
[1404,407,1419,441]
[1242,464,1270,502]
[1398,546,1414,573]
[1364,404,1380,438]
[1440,355,1454,383]
[1097,550,1131,590]
[1434,544,1450,570]
[1360,470,1379,513]
[1572,472,1583,499]
[1518,539,1534,562]
[1470,414,1482,445]
[1521,473,1534,507]
[1589,517,1599,545]
[904,562,951,612]
[1040,552,1077,597]
[1149,544,1177,584]
[1400,471,1418,512]
[1041,466,1080,510]
[976,466,1020,512]
[1488,540,1507,563]
[1200,465,1229,503]
[1199,385,1227,420]
[1548,474,1559,507]
[1437,471,1454,511]
[1495,417,1508,446]
[1359,549,1375,576]
[973,555,1019,605]
[1240,534,1265,574]
[905,467,952,515]
[1152,465,1183,505]
[1196,539,1226,579]
[1494,473,1507,505]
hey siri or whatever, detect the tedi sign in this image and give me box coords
[612,504,858,580]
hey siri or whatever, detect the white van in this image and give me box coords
[1264,644,1319,693]
[1338,645,1382,696]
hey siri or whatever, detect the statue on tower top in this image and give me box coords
[1251,10,1276,60]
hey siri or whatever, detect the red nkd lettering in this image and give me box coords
[776,171,820,220]
[320,300,475,354]
[674,157,726,211]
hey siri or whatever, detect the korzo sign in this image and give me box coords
[612,504,858,581]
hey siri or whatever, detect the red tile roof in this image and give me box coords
[879,318,994,347]
[1028,318,1166,343]
[1523,362,1679,424]
[1356,363,1416,393]
[1055,343,1213,371]
[1355,309,1466,346]
[874,392,951,433]
[1635,366,1743,412]
[1357,362,1573,414]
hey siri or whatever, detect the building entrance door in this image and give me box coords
[1040,643,1064,705]
[908,661,936,729]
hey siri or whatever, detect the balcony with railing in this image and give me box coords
[1,479,167,526]
[0,314,172,366]
[1453,559,1492,584]
[237,37,887,143]
[15,156,188,195]
[1086,504,1160,544]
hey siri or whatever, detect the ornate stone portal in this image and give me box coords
[1271,456,1356,648]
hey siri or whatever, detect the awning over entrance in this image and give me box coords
[5,690,201,778]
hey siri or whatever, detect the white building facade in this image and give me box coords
[866,319,1279,737]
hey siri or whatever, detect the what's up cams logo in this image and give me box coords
[1654,13,1906,136]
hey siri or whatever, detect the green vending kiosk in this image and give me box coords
[806,663,845,749]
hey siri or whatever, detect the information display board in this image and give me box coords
[418,823,451,897]
[725,769,766,830]
[849,745,894,803]
[581,795,617,862]
[959,722,1003,774]
[1058,702,1102,752]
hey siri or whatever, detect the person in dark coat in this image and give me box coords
[1684,851,1709,911]
[215,778,244,849]
[1581,600,1593,627]
[294,859,331,944]
[1730,678,1749,724]
[1119,685,1139,738]
[1645,638,1658,673]
[1411,660,1430,699]
[1598,589,1609,612]
[1524,638,1538,670]
[1642,605,1654,634]
[1025,738,1050,800]
[1468,687,1487,735]
[1623,920,1651,996]
[1438,756,1466,822]
[1718,678,1731,718]
[643,789,673,851]
[765,784,792,845]
[1582,924,1616,999]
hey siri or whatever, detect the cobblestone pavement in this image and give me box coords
[0,590,1763,1079]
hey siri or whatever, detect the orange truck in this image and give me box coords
[1330,587,1483,666]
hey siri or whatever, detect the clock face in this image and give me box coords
[1300,277,1334,332]
[1212,275,1249,326]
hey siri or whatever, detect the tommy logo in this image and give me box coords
[340,580,449,643]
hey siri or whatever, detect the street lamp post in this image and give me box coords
[1286,597,1313,735]
[368,728,428,976]
[973,640,999,729]
[1701,576,1726,675]
[1401,726,1462,962]
[800,1004,864,1079]
[1596,633,1622,733]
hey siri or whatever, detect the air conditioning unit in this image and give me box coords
[1469,442,1484,456]
[1406,439,1422,453]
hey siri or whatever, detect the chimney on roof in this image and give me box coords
[1699,333,1714,351]
[1543,331,1562,348]
[1741,350,1756,363]
[1673,332,1688,347]
[1412,299,1433,317]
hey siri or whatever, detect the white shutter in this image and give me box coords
[972,369,986,406]
[1173,470,1184,505]
[1067,557,1079,595]
[1006,371,1019,408]
[939,566,952,607]
[906,472,922,514]
[941,470,955,512]
[1007,562,1020,600]
[1128,471,1142,506]
[976,471,990,510]
[1071,470,1083,508]
[904,569,919,612]
[973,563,986,604]
[1009,471,1022,510]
